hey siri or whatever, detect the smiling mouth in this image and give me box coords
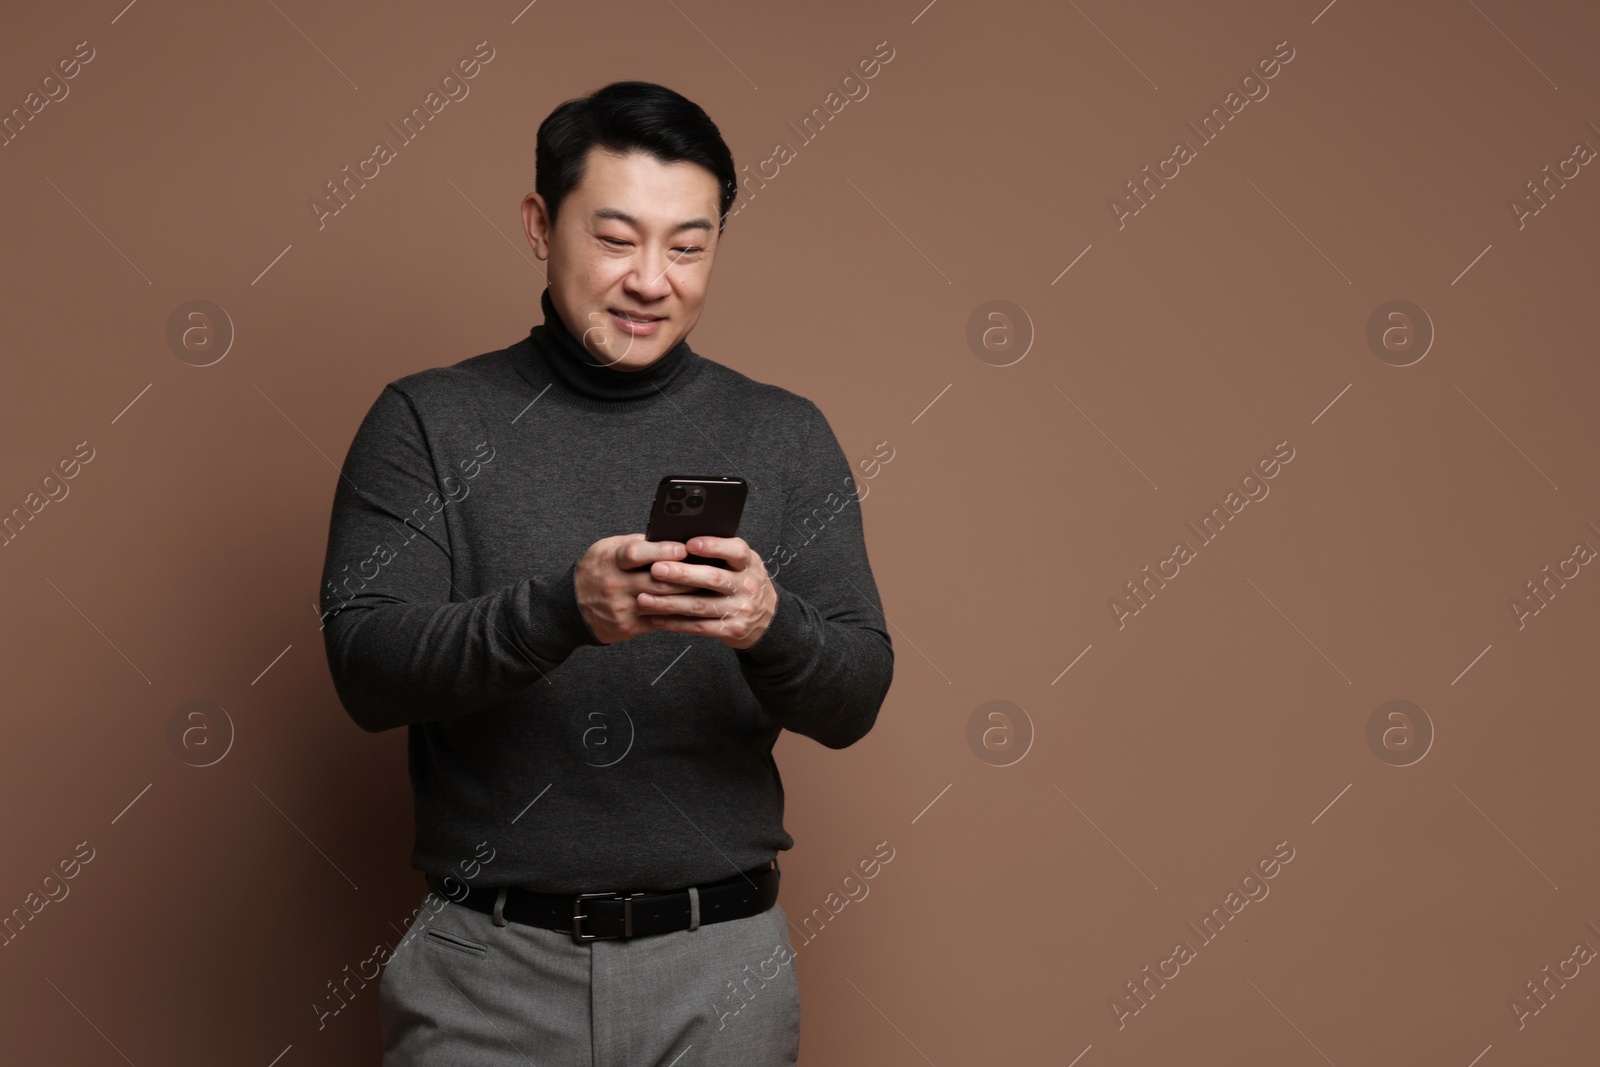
[610,309,663,323]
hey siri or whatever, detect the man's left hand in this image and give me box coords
[636,536,776,649]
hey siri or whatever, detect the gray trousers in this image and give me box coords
[378,886,801,1065]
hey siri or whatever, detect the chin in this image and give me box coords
[600,339,652,370]
[626,330,676,356]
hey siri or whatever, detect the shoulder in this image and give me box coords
[375,339,530,419]
[689,353,825,429]
[340,341,528,462]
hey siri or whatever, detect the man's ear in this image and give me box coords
[522,193,551,259]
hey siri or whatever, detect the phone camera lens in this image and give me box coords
[667,486,686,500]
[665,501,682,515]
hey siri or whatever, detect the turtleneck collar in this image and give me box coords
[524,286,700,408]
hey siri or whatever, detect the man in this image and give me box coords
[318,80,894,1066]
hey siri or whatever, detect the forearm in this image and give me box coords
[322,561,595,733]
[736,581,894,748]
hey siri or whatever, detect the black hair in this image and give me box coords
[536,80,738,231]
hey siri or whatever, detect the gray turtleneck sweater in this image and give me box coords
[318,289,894,893]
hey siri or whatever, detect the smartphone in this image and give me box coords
[644,475,749,569]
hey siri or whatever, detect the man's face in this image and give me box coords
[522,147,723,371]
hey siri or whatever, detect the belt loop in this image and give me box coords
[687,885,701,931]
[492,886,509,927]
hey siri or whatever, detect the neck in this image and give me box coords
[529,287,697,406]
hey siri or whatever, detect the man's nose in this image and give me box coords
[628,246,680,295]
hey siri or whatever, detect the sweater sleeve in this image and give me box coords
[318,384,599,733]
[736,400,894,748]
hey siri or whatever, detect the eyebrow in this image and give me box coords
[592,207,714,235]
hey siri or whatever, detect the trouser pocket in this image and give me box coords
[423,926,489,959]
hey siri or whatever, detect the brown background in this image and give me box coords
[2,0,1598,1063]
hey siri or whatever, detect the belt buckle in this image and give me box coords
[572,890,644,942]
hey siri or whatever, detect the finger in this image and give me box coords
[644,613,720,635]
[647,610,740,637]
[685,536,748,562]
[636,592,731,618]
[618,536,687,570]
[642,577,699,595]
[649,558,735,593]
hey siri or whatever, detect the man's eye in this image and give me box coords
[673,247,703,256]
[600,237,628,247]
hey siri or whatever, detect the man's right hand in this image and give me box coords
[574,533,698,645]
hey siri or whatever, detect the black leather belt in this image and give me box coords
[429,860,780,943]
